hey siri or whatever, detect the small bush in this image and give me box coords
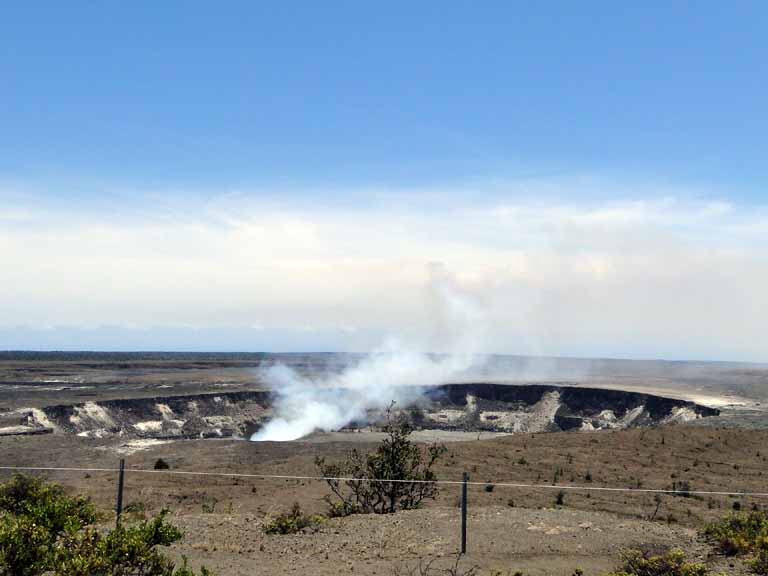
[703,510,768,557]
[316,406,447,515]
[123,501,146,514]
[326,499,359,518]
[201,497,217,514]
[604,549,712,576]
[263,503,324,535]
[555,490,566,506]
[751,547,768,576]
[154,458,171,470]
[0,474,211,576]
[484,483,495,493]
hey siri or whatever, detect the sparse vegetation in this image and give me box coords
[703,510,768,557]
[4,353,768,575]
[315,407,447,515]
[671,480,693,498]
[0,474,211,576]
[153,458,171,470]
[393,554,478,576]
[396,550,719,576]
[263,502,324,535]
[603,549,714,576]
[123,500,147,517]
[650,494,664,521]
[201,496,218,514]
[751,546,768,575]
[701,510,768,574]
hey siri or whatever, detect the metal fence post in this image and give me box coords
[116,458,125,528]
[461,472,469,554]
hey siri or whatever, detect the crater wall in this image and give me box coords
[5,384,719,439]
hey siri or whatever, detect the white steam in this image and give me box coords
[250,266,485,442]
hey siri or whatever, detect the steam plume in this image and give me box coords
[250,265,484,442]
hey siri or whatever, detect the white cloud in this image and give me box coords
[0,185,766,360]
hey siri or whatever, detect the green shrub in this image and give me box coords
[604,549,715,576]
[326,500,359,518]
[315,406,447,515]
[0,473,96,532]
[0,474,97,576]
[153,458,171,470]
[0,474,211,576]
[123,501,146,514]
[263,503,324,535]
[0,514,52,576]
[703,510,768,556]
[201,497,217,514]
[751,546,768,575]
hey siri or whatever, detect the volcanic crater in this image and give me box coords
[3,383,719,441]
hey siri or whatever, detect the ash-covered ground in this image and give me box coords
[2,352,768,575]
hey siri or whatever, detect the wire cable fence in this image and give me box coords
[2,465,768,498]
[3,460,768,567]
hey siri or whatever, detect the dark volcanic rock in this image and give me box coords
[30,384,718,439]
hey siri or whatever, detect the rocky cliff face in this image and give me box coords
[419,383,719,433]
[32,391,271,439]
[13,384,718,439]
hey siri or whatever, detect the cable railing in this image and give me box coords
[2,465,767,498]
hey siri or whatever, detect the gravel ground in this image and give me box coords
[167,505,715,576]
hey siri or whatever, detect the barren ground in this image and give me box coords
[2,425,767,575]
[2,353,768,575]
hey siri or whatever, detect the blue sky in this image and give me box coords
[2,2,767,194]
[1,3,767,360]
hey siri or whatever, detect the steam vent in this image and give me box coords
[5,383,718,440]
